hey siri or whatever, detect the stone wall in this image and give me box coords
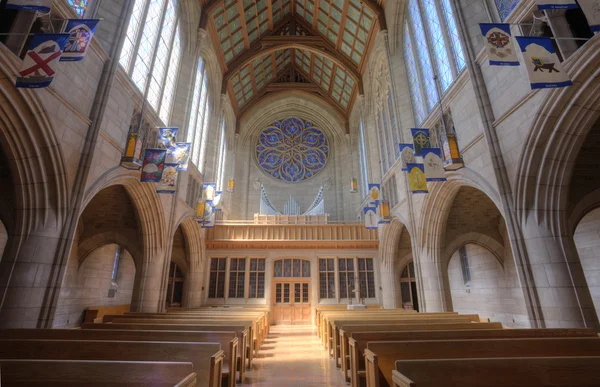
[574,208,600,319]
[448,243,529,327]
[54,244,135,328]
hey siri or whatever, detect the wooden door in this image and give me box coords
[272,281,311,324]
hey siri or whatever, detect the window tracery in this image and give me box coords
[256,118,329,183]
[119,0,182,123]
[186,59,211,171]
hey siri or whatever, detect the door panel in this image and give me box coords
[272,281,311,324]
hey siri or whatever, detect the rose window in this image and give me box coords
[256,118,329,182]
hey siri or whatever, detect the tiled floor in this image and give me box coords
[243,324,347,386]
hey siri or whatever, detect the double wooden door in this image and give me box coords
[272,281,311,324]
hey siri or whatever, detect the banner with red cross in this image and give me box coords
[16,33,69,89]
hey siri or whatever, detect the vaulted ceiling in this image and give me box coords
[200,0,386,130]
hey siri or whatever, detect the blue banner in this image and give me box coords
[537,0,578,10]
[156,163,178,194]
[61,19,99,62]
[479,23,519,66]
[16,33,69,88]
[174,142,191,171]
[141,148,166,183]
[399,144,415,171]
[421,148,447,182]
[6,0,52,12]
[368,184,381,201]
[411,128,431,156]
[516,36,573,89]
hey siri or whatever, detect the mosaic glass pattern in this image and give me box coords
[68,0,88,17]
[495,0,519,21]
[403,24,426,124]
[256,118,329,182]
[439,0,466,71]
[421,0,453,91]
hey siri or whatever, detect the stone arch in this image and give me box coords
[442,232,505,271]
[573,207,600,320]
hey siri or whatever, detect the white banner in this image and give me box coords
[479,23,519,66]
[579,0,600,32]
[516,36,573,89]
[422,148,447,182]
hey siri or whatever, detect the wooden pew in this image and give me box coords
[82,322,249,382]
[0,340,223,387]
[315,305,383,332]
[84,304,129,323]
[0,359,196,387]
[345,327,595,386]
[327,315,480,357]
[0,329,239,387]
[392,357,600,387]
[365,337,600,387]
[107,317,257,368]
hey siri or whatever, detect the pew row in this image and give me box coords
[0,359,196,387]
[0,329,239,387]
[345,327,596,387]
[365,337,600,387]
[392,357,600,387]
[0,340,223,387]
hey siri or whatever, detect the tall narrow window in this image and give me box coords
[358,258,375,299]
[119,0,182,123]
[228,258,246,298]
[404,24,427,124]
[338,258,355,299]
[249,258,266,298]
[319,258,335,299]
[208,257,227,298]
[400,261,419,311]
[111,245,121,282]
[166,261,185,307]
[215,119,227,190]
[459,246,471,285]
[186,59,211,168]
[358,119,369,199]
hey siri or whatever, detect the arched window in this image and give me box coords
[186,58,211,170]
[119,0,183,123]
[215,118,227,190]
[404,0,466,124]
[400,261,419,311]
[68,0,88,17]
[166,261,185,307]
[374,63,401,176]
[358,119,369,198]
[494,0,520,21]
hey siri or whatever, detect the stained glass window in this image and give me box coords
[358,120,369,199]
[256,118,329,182]
[187,60,211,169]
[495,0,519,21]
[439,0,466,71]
[404,24,426,124]
[68,0,88,17]
[215,119,227,190]
[119,0,182,124]
[422,0,453,91]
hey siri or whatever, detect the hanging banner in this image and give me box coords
[6,0,52,12]
[407,163,428,194]
[202,182,217,201]
[368,184,381,201]
[201,202,216,228]
[212,191,223,207]
[537,0,578,10]
[377,200,392,224]
[399,144,416,171]
[156,163,178,194]
[60,19,99,62]
[173,142,191,171]
[411,128,431,156]
[515,36,573,89]
[16,33,69,88]
[579,1,600,32]
[364,206,379,230]
[422,148,447,182]
[158,127,178,148]
[479,23,519,66]
[140,148,166,183]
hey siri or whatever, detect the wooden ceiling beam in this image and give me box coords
[361,0,387,30]
[236,0,251,49]
[266,0,274,30]
[312,0,321,30]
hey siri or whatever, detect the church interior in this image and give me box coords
[1,0,600,385]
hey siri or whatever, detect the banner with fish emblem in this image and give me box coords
[537,0,578,9]
[60,19,99,62]
[16,33,69,88]
[411,128,431,156]
[6,0,52,12]
[407,163,428,194]
[368,184,381,201]
[516,36,573,89]
[421,148,447,182]
[140,148,166,183]
[364,206,379,230]
[479,23,519,66]
[579,0,600,32]
[399,144,416,171]
[174,142,191,171]
[156,163,178,194]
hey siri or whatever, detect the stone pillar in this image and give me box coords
[521,217,599,328]
[417,249,447,312]
[379,261,397,309]
[130,252,168,313]
[0,225,63,328]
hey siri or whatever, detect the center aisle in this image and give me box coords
[243,324,347,386]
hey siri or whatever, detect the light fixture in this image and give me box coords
[350,177,358,193]
[227,177,235,193]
